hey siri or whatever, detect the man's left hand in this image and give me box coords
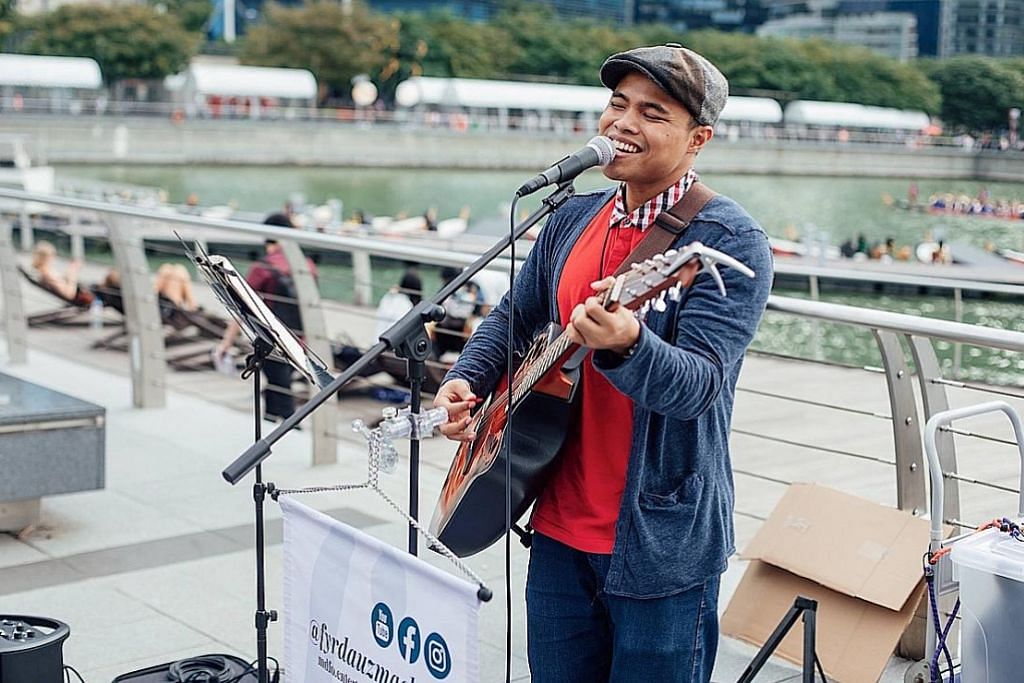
[565,277,640,355]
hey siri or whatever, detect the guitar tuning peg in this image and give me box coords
[668,283,683,301]
[640,301,651,317]
[652,295,667,312]
[653,254,666,262]
[631,262,643,271]
[664,249,678,258]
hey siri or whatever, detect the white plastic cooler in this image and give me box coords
[951,527,1024,682]
[923,401,1024,682]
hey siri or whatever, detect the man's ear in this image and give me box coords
[689,125,714,154]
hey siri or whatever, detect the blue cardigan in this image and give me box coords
[445,186,774,598]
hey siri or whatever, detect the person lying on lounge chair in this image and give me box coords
[31,240,198,313]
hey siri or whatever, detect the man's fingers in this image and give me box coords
[440,415,477,442]
[565,321,586,346]
[441,399,478,414]
[584,296,614,319]
[589,276,616,292]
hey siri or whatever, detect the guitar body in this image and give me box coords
[427,243,744,559]
[430,324,580,557]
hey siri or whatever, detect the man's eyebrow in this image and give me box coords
[610,90,672,116]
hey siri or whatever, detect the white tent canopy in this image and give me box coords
[179,63,317,100]
[719,96,783,124]
[396,77,609,113]
[0,54,102,89]
[784,100,930,130]
[396,76,785,124]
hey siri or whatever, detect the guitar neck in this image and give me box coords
[508,287,620,408]
[509,331,579,408]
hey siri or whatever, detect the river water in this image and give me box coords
[57,165,1024,385]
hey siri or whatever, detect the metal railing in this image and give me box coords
[0,188,517,468]
[2,187,1022,512]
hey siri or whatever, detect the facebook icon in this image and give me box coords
[397,616,421,664]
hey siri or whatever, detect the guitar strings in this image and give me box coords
[472,258,659,430]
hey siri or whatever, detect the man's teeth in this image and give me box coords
[614,141,640,154]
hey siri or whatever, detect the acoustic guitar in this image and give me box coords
[429,242,755,557]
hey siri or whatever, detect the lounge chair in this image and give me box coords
[19,265,124,327]
[19,265,243,369]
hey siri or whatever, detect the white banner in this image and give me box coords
[282,497,481,683]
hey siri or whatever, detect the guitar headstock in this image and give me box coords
[603,241,756,314]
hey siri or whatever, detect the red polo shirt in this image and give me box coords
[529,199,649,554]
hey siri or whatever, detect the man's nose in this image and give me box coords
[612,108,641,134]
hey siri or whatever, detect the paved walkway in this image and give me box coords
[3,289,1023,681]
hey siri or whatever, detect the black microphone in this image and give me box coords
[516,136,616,197]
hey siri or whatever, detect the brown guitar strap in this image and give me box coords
[561,181,717,372]
[610,181,718,277]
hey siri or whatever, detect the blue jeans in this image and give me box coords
[526,533,720,682]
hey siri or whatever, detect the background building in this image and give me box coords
[939,0,1024,56]
[634,0,767,32]
[757,10,918,61]
[366,0,635,23]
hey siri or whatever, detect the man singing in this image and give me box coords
[436,44,773,681]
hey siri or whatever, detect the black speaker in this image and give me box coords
[112,653,258,682]
[0,615,70,683]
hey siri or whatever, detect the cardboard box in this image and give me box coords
[721,484,931,683]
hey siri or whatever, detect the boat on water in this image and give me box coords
[882,193,1024,222]
[0,136,55,213]
[368,212,468,239]
[1000,248,1024,265]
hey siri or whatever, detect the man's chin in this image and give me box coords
[602,166,627,182]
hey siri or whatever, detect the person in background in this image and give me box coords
[215,213,318,420]
[31,240,197,311]
[433,266,480,357]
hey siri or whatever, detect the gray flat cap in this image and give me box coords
[600,43,729,127]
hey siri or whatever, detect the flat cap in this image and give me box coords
[600,43,729,127]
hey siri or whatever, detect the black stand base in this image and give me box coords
[736,596,826,683]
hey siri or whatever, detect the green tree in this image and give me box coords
[241,1,396,100]
[23,4,197,82]
[0,0,14,43]
[150,0,212,34]
[799,41,940,112]
[685,32,840,101]
[416,11,519,79]
[922,57,1024,131]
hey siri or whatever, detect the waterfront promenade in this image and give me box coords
[3,267,1023,682]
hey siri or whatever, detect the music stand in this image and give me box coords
[183,238,333,683]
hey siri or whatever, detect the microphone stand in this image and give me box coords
[224,177,575,489]
[221,179,576,674]
[243,337,277,683]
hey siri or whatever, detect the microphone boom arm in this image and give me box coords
[222,180,579,485]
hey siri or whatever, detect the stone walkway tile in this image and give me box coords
[62,614,215,672]
[0,532,50,569]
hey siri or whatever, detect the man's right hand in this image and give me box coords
[435,379,480,442]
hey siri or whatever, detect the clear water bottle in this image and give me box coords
[89,297,104,331]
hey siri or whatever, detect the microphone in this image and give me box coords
[516,136,616,197]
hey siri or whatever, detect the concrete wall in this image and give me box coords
[5,115,1023,180]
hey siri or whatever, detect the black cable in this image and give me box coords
[63,665,86,683]
[505,193,520,683]
[168,655,232,682]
